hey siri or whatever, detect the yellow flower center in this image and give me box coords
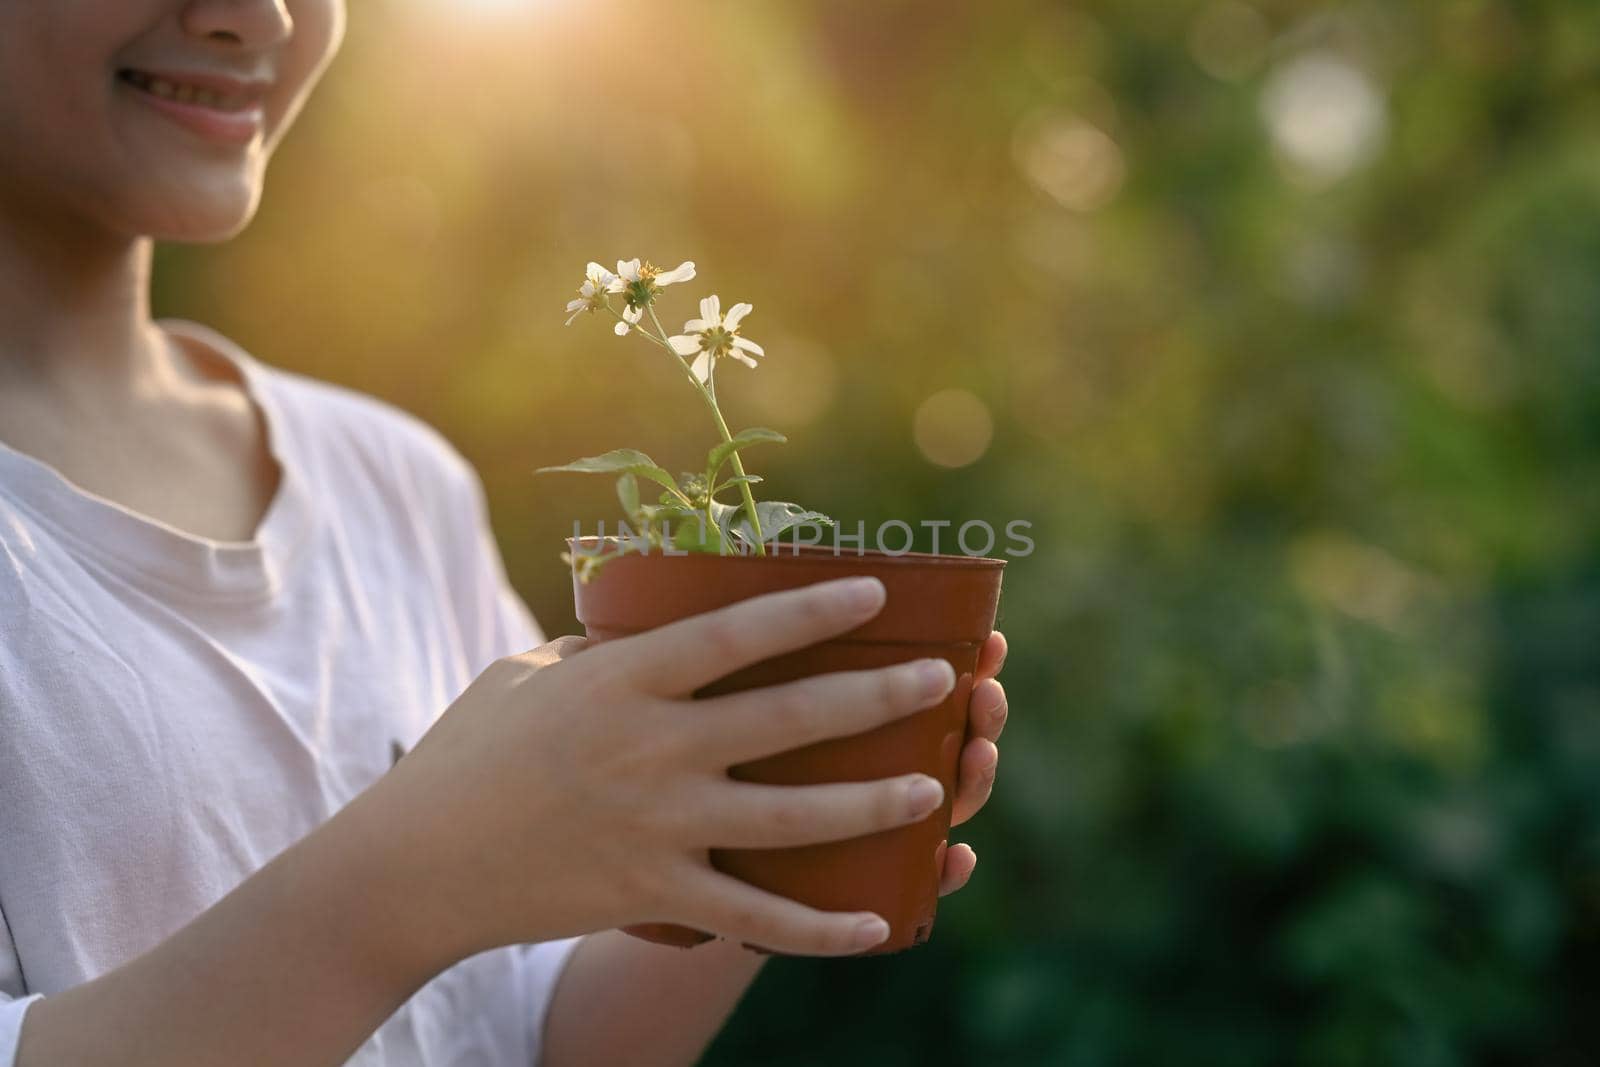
[625,265,661,309]
[701,325,737,358]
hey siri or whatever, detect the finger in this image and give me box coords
[950,738,998,829]
[976,631,1007,681]
[546,634,590,659]
[602,577,887,697]
[669,863,893,957]
[508,634,589,670]
[967,678,1007,744]
[689,657,957,769]
[938,842,977,898]
[694,773,945,849]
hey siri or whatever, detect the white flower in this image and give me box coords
[613,304,643,336]
[667,296,765,384]
[564,261,620,325]
[615,258,696,309]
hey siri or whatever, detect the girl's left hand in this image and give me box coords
[937,630,1008,897]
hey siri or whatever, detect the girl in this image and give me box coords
[0,2,1010,1064]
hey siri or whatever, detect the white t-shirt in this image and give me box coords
[0,319,584,1066]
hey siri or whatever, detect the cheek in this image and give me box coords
[265,0,345,150]
[0,20,119,203]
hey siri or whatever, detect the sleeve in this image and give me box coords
[0,995,39,1067]
[439,451,588,1066]
[1,906,41,1067]
[518,936,586,1067]
[441,449,549,674]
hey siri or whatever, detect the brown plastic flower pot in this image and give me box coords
[567,535,1005,957]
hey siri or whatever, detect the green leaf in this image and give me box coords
[749,501,835,542]
[644,503,700,524]
[706,428,787,482]
[615,472,640,518]
[536,448,658,475]
[560,548,613,585]
[708,500,751,553]
[537,449,683,500]
[670,512,727,554]
[710,474,763,499]
[712,500,834,552]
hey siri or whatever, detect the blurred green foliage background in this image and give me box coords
[157,0,1600,1062]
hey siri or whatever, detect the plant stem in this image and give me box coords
[644,305,766,555]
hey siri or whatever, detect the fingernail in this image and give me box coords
[853,916,890,947]
[912,658,955,700]
[835,577,885,613]
[906,775,944,816]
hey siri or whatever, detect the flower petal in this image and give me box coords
[699,295,721,325]
[690,352,712,383]
[614,321,632,336]
[618,258,641,281]
[682,318,710,333]
[724,302,753,331]
[668,334,703,356]
[565,298,586,312]
[623,305,643,324]
[655,261,696,286]
[731,351,759,369]
[565,307,585,326]
[731,336,764,357]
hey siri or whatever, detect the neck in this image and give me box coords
[0,190,169,398]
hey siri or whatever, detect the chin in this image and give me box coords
[133,183,262,244]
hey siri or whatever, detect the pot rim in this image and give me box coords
[565,534,1008,569]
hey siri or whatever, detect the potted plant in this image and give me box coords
[540,258,1005,955]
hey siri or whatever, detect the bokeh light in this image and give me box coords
[913,389,994,469]
[1261,51,1389,187]
[1013,112,1126,212]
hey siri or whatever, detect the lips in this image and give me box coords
[116,66,272,146]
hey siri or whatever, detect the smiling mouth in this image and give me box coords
[117,69,255,113]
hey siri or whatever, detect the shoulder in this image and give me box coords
[164,320,482,512]
[271,364,478,499]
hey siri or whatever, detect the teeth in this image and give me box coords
[123,70,248,111]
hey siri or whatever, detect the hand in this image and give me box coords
[935,630,1007,898]
[360,576,959,966]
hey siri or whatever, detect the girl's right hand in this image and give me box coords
[360,575,954,965]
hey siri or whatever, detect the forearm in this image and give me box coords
[15,786,447,1067]
[541,930,767,1067]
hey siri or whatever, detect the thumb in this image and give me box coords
[543,634,591,659]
